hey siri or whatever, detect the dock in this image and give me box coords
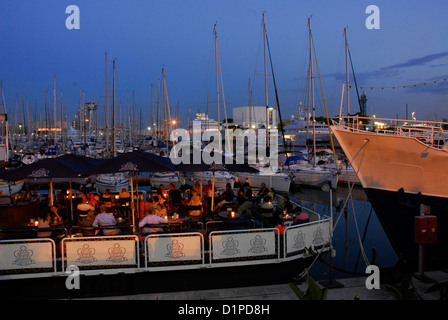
[79,269,447,301]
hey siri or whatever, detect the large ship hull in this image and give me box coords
[332,124,448,264]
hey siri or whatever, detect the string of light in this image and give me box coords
[348,77,447,90]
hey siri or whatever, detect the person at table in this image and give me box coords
[192,181,201,197]
[80,209,96,236]
[157,184,167,199]
[77,196,95,212]
[267,187,275,201]
[76,197,95,224]
[214,183,235,212]
[188,191,202,217]
[119,188,131,199]
[49,205,63,225]
[168,183,182,206]
[37,206,52,238]
[203,180,215,198]
[237,182,252,216]
[293,206,310,225]
[260,195,276,227]
[282,195,294,213]
[101,189,114,206]
[256,183,269,201]
[154,203,167,218]
[139,210,168,234]
[88,193,99,209]
[92,205,120,236]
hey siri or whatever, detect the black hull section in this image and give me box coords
[2,257,312,300]
[364,188,448,267]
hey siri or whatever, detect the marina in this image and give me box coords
[1,1,447,304]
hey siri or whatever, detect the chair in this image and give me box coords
[260,207,275,228]
[101,195,113,208]
[117,197,132,218]
[76,209,90,225]
[188,205,203,222]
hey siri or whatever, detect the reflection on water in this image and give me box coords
[291,185,399,281]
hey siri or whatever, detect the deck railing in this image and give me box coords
[332,116,448,148]
[0,216,331,280]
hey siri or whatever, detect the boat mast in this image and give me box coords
[132,90,135,147]
[53,75,57,145]
[112,59,116,157]
[162,68,169,156]
[213,24,221,153]
[344,28,350,115]
[60,91,65,151]
[105,51,109,157]
[308,18,317,166]
[263,13,269,146]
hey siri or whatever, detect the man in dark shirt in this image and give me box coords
[237,182,252,215]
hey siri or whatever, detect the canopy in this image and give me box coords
[84,150,175,175]
[0,154,104,181]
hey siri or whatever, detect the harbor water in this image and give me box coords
[290,184,399,281]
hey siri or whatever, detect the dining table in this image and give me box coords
[217,211,240,220]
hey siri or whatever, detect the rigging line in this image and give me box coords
[310,33,338,167]
[265,33,288,163]
[351,198,370,267]
[297,238,331,280]
[354,206,373,270]
[333,138,370,230]
[348,48,362,114]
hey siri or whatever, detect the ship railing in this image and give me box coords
[332,116,448,148]
[0,216,331,279]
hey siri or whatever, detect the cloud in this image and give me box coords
[381,51,448,70]
[328,51,448,83]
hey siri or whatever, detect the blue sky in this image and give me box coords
[0,0,447,128]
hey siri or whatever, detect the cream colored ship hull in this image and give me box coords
[331,126,448,199]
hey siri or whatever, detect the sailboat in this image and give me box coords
[287,18,338,190]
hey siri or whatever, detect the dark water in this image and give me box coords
[290,184,399,281]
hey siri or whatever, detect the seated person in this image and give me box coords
[293,206,310,225]
[139,210,168,234]
[237,182,253,216]
[154,203,167,218]
[77,196,95,212]
[260,196,275,227]
[37,206,52,238]
[168,183,182,205]
[49,205,63,224]
[88,193,99,209]
[92,205,120,235]
[188,191,202,217]
[157,184,167,199]
[119,188,131,199]
[80,210,96,236]
[203,180,215,198]
[282,196,294,213]
[101,189,114,207]
[214,183,235,212]
[256,183,269,201]
[267,187,275,201]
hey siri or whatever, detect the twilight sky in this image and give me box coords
[0,0,447,129]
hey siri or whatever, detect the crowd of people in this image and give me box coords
[35,179,309,238]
